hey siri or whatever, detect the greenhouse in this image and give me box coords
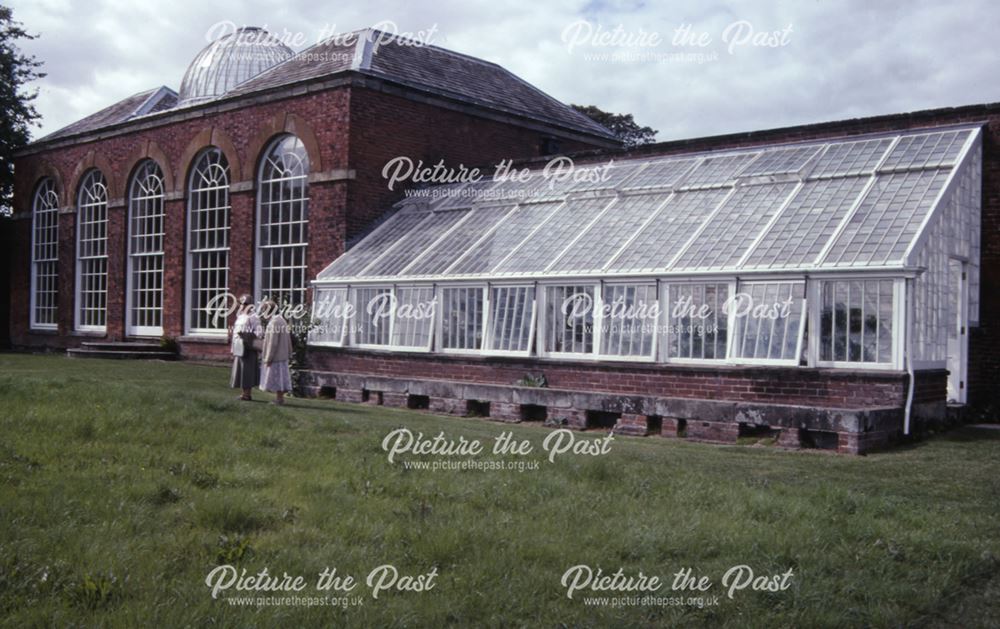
[310,124,981,406]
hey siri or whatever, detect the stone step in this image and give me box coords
[68,343,178,360]
[80,341,173,352]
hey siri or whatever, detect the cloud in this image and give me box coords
[9,0,1000,142]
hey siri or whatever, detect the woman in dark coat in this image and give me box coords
[230,294,262,400]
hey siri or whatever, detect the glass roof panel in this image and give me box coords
[672,183,798,270]
[678,153,759,190]
[879,130,970,172]
[822,170,950,266]
[316,126,978,282]
[494,197,613,274]
[568,160,645,192]
[619,158,698,190]
[742,177,870,269]
[606,189,730,272]
[317,211,430,279]
[403,206,516,276]
[361,209,472,277]
[447,201,564,275]
[430,179,498,210]
[806,137,893,179]
[550,194,668,273]
[738,145,821,177]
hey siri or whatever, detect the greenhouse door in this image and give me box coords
[946,258,968,404]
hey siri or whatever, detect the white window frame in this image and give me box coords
[74,169,108,333]
[812,276,904,371]
[660,278,736,365]
[727,279,807,366]
[125,160,166,338]
[435,283,488,355]
[30,178,60,331]
[185,148,231,337]
[255,134,310,306]
[596,280,659,363]
[389,285,436,353]
[308,285,349,347]
[537,281,601,360]
[482,283,537,358]
[349,284,395,350]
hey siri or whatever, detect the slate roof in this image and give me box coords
[38,87,178,142]
[31,28,616,146]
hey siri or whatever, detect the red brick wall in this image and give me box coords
[9,83,604,350]
[345,86,599,239]
[307,348,945,409]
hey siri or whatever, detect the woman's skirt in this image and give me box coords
[230,351,259,389]
[260,360,293,392]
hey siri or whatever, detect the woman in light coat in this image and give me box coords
[260,298,293,405]
[230,295,262,401]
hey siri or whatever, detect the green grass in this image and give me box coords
[1,353,999,627]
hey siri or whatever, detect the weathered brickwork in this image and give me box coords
[10,80,600,353]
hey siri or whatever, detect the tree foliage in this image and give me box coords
[0,5,44,214]
[571,104,657,148]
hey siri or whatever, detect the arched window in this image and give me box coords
[31,178,60,329]
[127,160,166,336]
[75,169,108,331]
[186,148,231,334]
[256,135,309,306]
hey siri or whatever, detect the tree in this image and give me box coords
[571,104,657,149]
[0,5,44,215]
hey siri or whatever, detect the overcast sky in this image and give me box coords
[10,0,1000,142]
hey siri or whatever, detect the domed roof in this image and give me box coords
[179,26,293,104]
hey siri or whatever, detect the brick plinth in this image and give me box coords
[777,428,803,448]
[382,392,408,408]
[338,389,365,404]
[617,413,649,436]
[429,397,466,415]
[492,402,521,422]
[686,421,739,444]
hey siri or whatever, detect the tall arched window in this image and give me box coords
[75,169,108,331]
[187,148,231,334]
[31,178,60,329]
[256,135,309,306]
[127,160,165,336]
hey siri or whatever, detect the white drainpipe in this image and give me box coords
[904,278,915,436]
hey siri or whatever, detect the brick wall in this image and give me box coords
[307,348,947,410]
[9,81,604,351]
[345,86,599,239]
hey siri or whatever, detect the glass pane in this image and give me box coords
[441,287,484,350]
[600,284,657,358]
[487,286,534,352]
[665,283,729,360]
[731,281,804,362]
[309,287,348,345]
[353,287,392,346]
[543,285,595,355]
[391,286,436,349]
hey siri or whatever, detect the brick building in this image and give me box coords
[8,26,1000,453]
[8,26,618,356]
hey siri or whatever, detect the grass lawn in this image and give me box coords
[1,353,1000,627]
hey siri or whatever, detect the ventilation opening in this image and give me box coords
[738,423,779,445]
[646,415,663,435]
[586,410,620,430]
[466,400,491,418]
[318,386,337,400]
[676,419,688,438]
[407,394,430,410]
[800,429,839,450]
[520,404,547,422]
[362,390,382,405]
